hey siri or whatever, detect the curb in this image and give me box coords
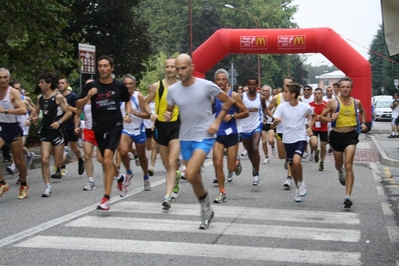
[371,136,399,167]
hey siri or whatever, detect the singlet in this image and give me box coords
[274,93,286,133]
[241,92,262,133]
[121,91,145,135]
[309,101,328,131]
[143,100,155,129]
[155,80,179,122]
[264,96,273,124]
[0,86,18,124]
[214,90,239,136]
[83,104,93,130]
[39,92,64,129]
[332,97,357,128]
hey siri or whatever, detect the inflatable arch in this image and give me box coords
[192,28,372,122]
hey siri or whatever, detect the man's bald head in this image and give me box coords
[176,53,192,65]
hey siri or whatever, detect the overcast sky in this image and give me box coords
[291,0,382,66]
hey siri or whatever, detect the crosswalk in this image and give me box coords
[15,201,363,265]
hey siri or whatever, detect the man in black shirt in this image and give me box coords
[77,55,130,210]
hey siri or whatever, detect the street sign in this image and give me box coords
[78,43,96,74]
[394,79,398,86]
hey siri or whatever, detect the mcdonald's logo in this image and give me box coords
[293,36,305,45]
[255,37,266,46]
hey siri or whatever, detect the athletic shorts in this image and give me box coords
[122,130,146,144]
[284,141,307,165]
[39,127,65,146]
[0,123,23,143]
[275,133,283,140]
[311,130,328,142]
[95,127,122,156]
[145,128,153,139]
[329,130,359,152]
[262,123,273,132]
[241,123,262,140]
[180,139,215,161]
[154,120,180,147]
[83,128,97,146]
[65,128,79,144]
[216,134,239,148]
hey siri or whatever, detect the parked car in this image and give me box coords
[373,100,393,121]
[372,95,393,105]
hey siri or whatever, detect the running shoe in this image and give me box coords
[173,171,181,194]
[199,194,214,230]
[234,159,242,176]
[97,197,110,210]
[315,150,320,163]
[162,195,172,210]
[213,178,218,184]
[125,172,134,187]
[15,178,21,185]
[42,187,53,198]
[294,189,302,202]
[271,145,277,157]
[328,147,333,154]
[65,153,71,164]
[338,167,346,186]
[319,162,324,171]
[6,166,15,175]
[0,183,10,197]
[298,182,307,197]
[51,171,62,179]
[213,192,227,203]
[227,171,233,182]
[26,151,35,166]
[60,167,67,177]
[283,176,292,189]
[344,198,353,208]
[309,154,314,161]
[241,150,248,156]
[135,156,140,166]
[78,157,85,175]
[284,160,288,170]
[144,179,151,191]
[253,175,260,186]
[18,185,29,199]
[171,191,179,199]
[263,158,270,164]
[180,169,186,180]
[302,152,308,159]
[148,166,154,176]
[116,175,127,197]
[83,181,96,191]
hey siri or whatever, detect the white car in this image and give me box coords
[373,100,393,121]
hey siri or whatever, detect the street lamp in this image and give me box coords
[225,2,289,86]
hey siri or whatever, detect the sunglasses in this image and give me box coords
[303,88,311,91]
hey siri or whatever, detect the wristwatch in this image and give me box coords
[231,114,235,119]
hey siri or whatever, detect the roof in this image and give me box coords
[315,70,345,79]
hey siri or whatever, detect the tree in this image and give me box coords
[64,0,152,81]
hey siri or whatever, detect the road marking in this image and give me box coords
[66,216,361,242]
[0,180,165,248]
[111,201,360,225]
[387,226,399,243]
[16,236,361,265]
[381,202,394,216]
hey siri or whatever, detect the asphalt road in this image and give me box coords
[0,136,398,265]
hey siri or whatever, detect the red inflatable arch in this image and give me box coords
[192,28,372,122]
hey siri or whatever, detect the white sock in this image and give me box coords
[88,177,94,182]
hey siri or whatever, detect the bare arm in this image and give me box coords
[0,88,27,115]
[76,87,97,110]
[51,94,72,129]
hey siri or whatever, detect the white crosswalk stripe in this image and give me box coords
[15,201,362,265]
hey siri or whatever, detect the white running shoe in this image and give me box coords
[253,175,260,186]
[263,158,270,164]
[227,171,233,182]
[83,181,96,191]
[302,152,308,159]
[283,176,292,189]
[309,154,314,161]
[298,181,307,197]
[26,152,35,166]
[241,150,248,156]
[271,146,277,157]
[294,189,302,202]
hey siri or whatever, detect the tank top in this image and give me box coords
[0,86,18,123]
[39,92,64,129]
[275,93,286,133]
[121,91,145,135]
[143,100,155,129]
[214,90,239,136]
[155,80,179,122]
[264,96,273,124]
[332,97,357,128]
[83,104,93,130]
[241,92,262,133]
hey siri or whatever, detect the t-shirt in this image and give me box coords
[166,78,222,141]
[64,91,78,130]
[273,101,313,144]
[80,80,130,132]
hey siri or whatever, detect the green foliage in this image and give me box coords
[369,25,399,96]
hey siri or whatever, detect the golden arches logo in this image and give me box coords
[293,36,304,45]
[255,37,266,46]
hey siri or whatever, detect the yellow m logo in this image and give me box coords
[255,37,266,46]
[293,36,304,45]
